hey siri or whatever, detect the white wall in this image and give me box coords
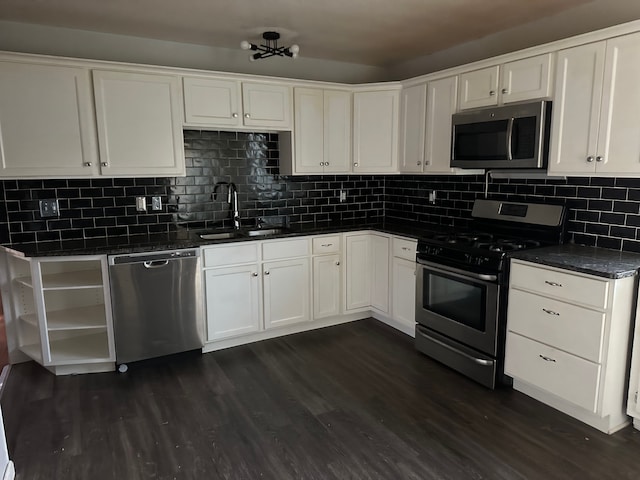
[0,21,387,84]
[386,1,640,80]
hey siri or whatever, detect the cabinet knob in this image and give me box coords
[587,156,595,163]
[232,113,238,118]
[501,88,508,94]
[244,113,250,118]
[252,272,258,277]
[335,261,340,266]
[353,163,359,167]
[264,270,270,275]
[417,161,422,166]
[596,156,604,162]
[489,90,496,96]
[326,162,329,166]
[83,162,92,167]
[101,162,109,167]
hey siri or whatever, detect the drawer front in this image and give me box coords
[262,238,309,261]
[505,332,601,413]
[312,235,341,255]
[510,261,609,309]
[392,237,417,261]
[507,289,605,362]
[203,242,259,267]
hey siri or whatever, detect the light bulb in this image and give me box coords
[292,51,299,59]
[240,40,251,50]
[290,44,300,54]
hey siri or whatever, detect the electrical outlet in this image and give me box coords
[339,190,347,203]
[136,196,147,212]
[39,199,59,218]
[151,196,162,211]
[428,190,437,204]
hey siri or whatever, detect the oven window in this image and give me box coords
[423,272,486,332]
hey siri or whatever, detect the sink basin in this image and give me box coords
[198,231,241,240]
[244,228,286,237]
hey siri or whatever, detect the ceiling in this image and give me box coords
[1,0,640,67]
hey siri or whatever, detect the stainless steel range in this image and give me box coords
[415,199,567,389]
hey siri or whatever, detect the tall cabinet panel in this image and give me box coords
[323,90,352,173]
[0,61,98,177]
[399,83,427,173]
[93,70,185,177]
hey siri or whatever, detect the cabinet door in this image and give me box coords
[501,54,553,104]
[548,43,605,175]
[313,254,341,319]
[324,90,352,173]
[344,234,371,311]
[204,265,262,341]
[263,258,310,329]
[596,32,640,175]
[392,257,416,329]
[399,84,427,173]
[183,77,241,127]
[242,83,292,129]
[371,235,390,313]
[93,70,185,176]
[458,66,499,110]
[353,90,399,173]
[0,61,98,177]
[294,88,325,173]
[425,76,457,173]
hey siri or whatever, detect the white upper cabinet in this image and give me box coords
[353,89,399,173]
[183,77,240,127]
[458,54,552,110]
[293,87,351,174]
[183,77,292,130]
[458,66,500,110]
[0,61,99,178]
[399,83,427,173]
[93,70,185,177]
[549,33,640,176]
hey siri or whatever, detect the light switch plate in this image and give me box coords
[39,199,59,218]
[136,196,147,212]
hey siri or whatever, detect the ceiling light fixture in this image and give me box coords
[240,31,299,61]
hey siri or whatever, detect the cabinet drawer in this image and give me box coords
[510,261,609,309]
[505,332,601,413]
[312,236,341,255]
[203,242,259,267]
[262,238,309,260]
[507,289,605,362]
[392,237,417,261]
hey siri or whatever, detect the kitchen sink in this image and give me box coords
[198,231,242,240]
[244,228,286,237]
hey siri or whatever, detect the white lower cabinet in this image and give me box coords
[505,259,635,434]
[313,255,341,319]
[344,233,372,311]
[1,249,115,375]
[391,236,417,331]
[204,264,262,340]
[263,257,311,329]
[370,234,390,314]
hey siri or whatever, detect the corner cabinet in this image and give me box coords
[505,260,635,434]
[3,251,115,375]
[549,32,640,176]
[0,61,99,177]
[183,77,292,130]
[344,232,390,314]
[93,70,185,177]
[353,89,400,173]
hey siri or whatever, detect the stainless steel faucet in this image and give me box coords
[213,182,241,229]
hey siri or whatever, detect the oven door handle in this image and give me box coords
[416,258,498,282]
[422,329,494,367]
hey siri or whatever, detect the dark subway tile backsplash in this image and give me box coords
[3,129,640,251]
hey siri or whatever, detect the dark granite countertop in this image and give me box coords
[510,244,640,279]
[2,221,447,257]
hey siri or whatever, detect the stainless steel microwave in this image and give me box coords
[451,100,552,169]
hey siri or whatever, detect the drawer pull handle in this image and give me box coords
[544,281,563,287]
[321,243,333,247]
[401,247,411,251]
[539,355,556,363]
[542,308,560,316]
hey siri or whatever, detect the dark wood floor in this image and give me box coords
[2,319,640,480]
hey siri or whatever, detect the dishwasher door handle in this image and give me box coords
[143,260,170,269]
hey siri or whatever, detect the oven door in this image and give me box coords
[415,258,499,356]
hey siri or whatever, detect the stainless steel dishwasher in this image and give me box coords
[108,249,204,367]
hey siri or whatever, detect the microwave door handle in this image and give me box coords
[506,117,514,161]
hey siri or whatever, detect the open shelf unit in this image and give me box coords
[4,252,115,374]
